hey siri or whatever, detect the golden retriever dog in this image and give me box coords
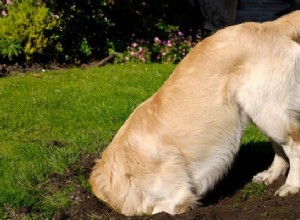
[89,11,300,216]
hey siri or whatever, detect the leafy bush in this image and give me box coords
[0,0,58,62]
[44,0,114,62]
[80,38,92,58]
[0,38,22,61]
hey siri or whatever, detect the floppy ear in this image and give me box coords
[89,160,110,203]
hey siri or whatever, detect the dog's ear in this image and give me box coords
[89,159,110,202]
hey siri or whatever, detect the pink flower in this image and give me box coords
[178,31,183,36]
[138,47,143,53]
[130,51,135,56]
[167,40,172,47]
[6,0,12,5]
[1,10,8,17]
[132,42,138,48]
[154,37,161,44]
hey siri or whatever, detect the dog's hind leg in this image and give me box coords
[252,141,289,185]
[240,89,300,195]
[238,85,300,196]
[237,40,300,196]
[274,126,300,196]
[245,110,300,196]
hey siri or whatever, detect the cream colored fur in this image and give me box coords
[89,11,300,216]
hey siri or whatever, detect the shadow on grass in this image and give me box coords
[202,141,274,205]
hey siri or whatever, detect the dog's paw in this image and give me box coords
[252,170,274,185]
[252,171,267,183]
[274,184,300,196]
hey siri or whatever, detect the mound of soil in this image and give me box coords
[49,142,300,220]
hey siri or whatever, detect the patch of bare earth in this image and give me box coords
[47,142,300,220]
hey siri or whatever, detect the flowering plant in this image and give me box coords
[152,28,201,64]
[117,22,202,64]
[0,0,12,17]
[115,39,151,63]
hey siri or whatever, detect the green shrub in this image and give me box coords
[0,38,22,61]
[0,0,58,62]
[80,38,92,58]
[45,0,114,62]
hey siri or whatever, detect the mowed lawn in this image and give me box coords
[0,63,268,218]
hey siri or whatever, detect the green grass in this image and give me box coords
[241,182,268,201]
[0,63,269,218]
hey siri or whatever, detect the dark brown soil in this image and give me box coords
[0,63,62,76]
[48,142,300,220]
[0,57,113,77]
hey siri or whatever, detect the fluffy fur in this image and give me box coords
[89,11,300,216]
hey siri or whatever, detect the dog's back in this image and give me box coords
[90,11,300,216]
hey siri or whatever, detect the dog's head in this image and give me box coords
[89,146,149,215]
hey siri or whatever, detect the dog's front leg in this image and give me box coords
[275,138,300,196]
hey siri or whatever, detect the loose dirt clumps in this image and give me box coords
[52,143,300,220]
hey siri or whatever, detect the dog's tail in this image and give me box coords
[268,10,300,42]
